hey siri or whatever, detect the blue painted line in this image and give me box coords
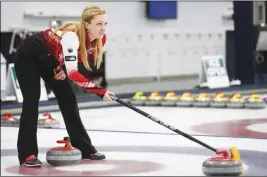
[2,104,123,116]
[0,94,131,110]
[2,84,266,110]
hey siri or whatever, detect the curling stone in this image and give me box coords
[128,92,147,106]
[161,91,178,107]
[193,92,210,107]
[226,93,244,109]
[203,149,243,176]
[202,156,243,176]
[210,92,227,108]
[0,112,20,127]
[145,92,163,106]
[176,92,194,107]
[46,138,82,166]
[38,113,60,129]
[244,93,266,109]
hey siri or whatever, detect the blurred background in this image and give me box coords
[1,1,267,103]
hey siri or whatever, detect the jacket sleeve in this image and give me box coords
[60,32,107,96]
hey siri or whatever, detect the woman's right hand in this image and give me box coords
[103,90,115,101]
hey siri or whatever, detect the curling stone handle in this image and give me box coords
[4,112,13,117]
[43,112,55,120]
[56,140,73,149]
[216,150,229,158]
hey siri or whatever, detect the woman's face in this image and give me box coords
[86,14,107,40]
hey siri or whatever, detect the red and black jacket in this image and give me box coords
[42,28,107,96]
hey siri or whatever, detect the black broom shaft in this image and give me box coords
[114,97,217,153]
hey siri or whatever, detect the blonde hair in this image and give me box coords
[53,5,106,70]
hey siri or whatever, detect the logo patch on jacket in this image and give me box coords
[65,56,76,61]
[67,48,73,53]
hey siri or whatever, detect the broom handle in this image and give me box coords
[111,95,218,153]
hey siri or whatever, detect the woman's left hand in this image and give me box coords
[92,76,103,86]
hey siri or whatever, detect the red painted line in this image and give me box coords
[5,159,164,176]
[191,119,267,139]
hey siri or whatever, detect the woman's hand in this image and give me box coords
[103,90,115,101]
[53,66,66,80]
[92,76,103,87]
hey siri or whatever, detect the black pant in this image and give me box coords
[14,32,97,165]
